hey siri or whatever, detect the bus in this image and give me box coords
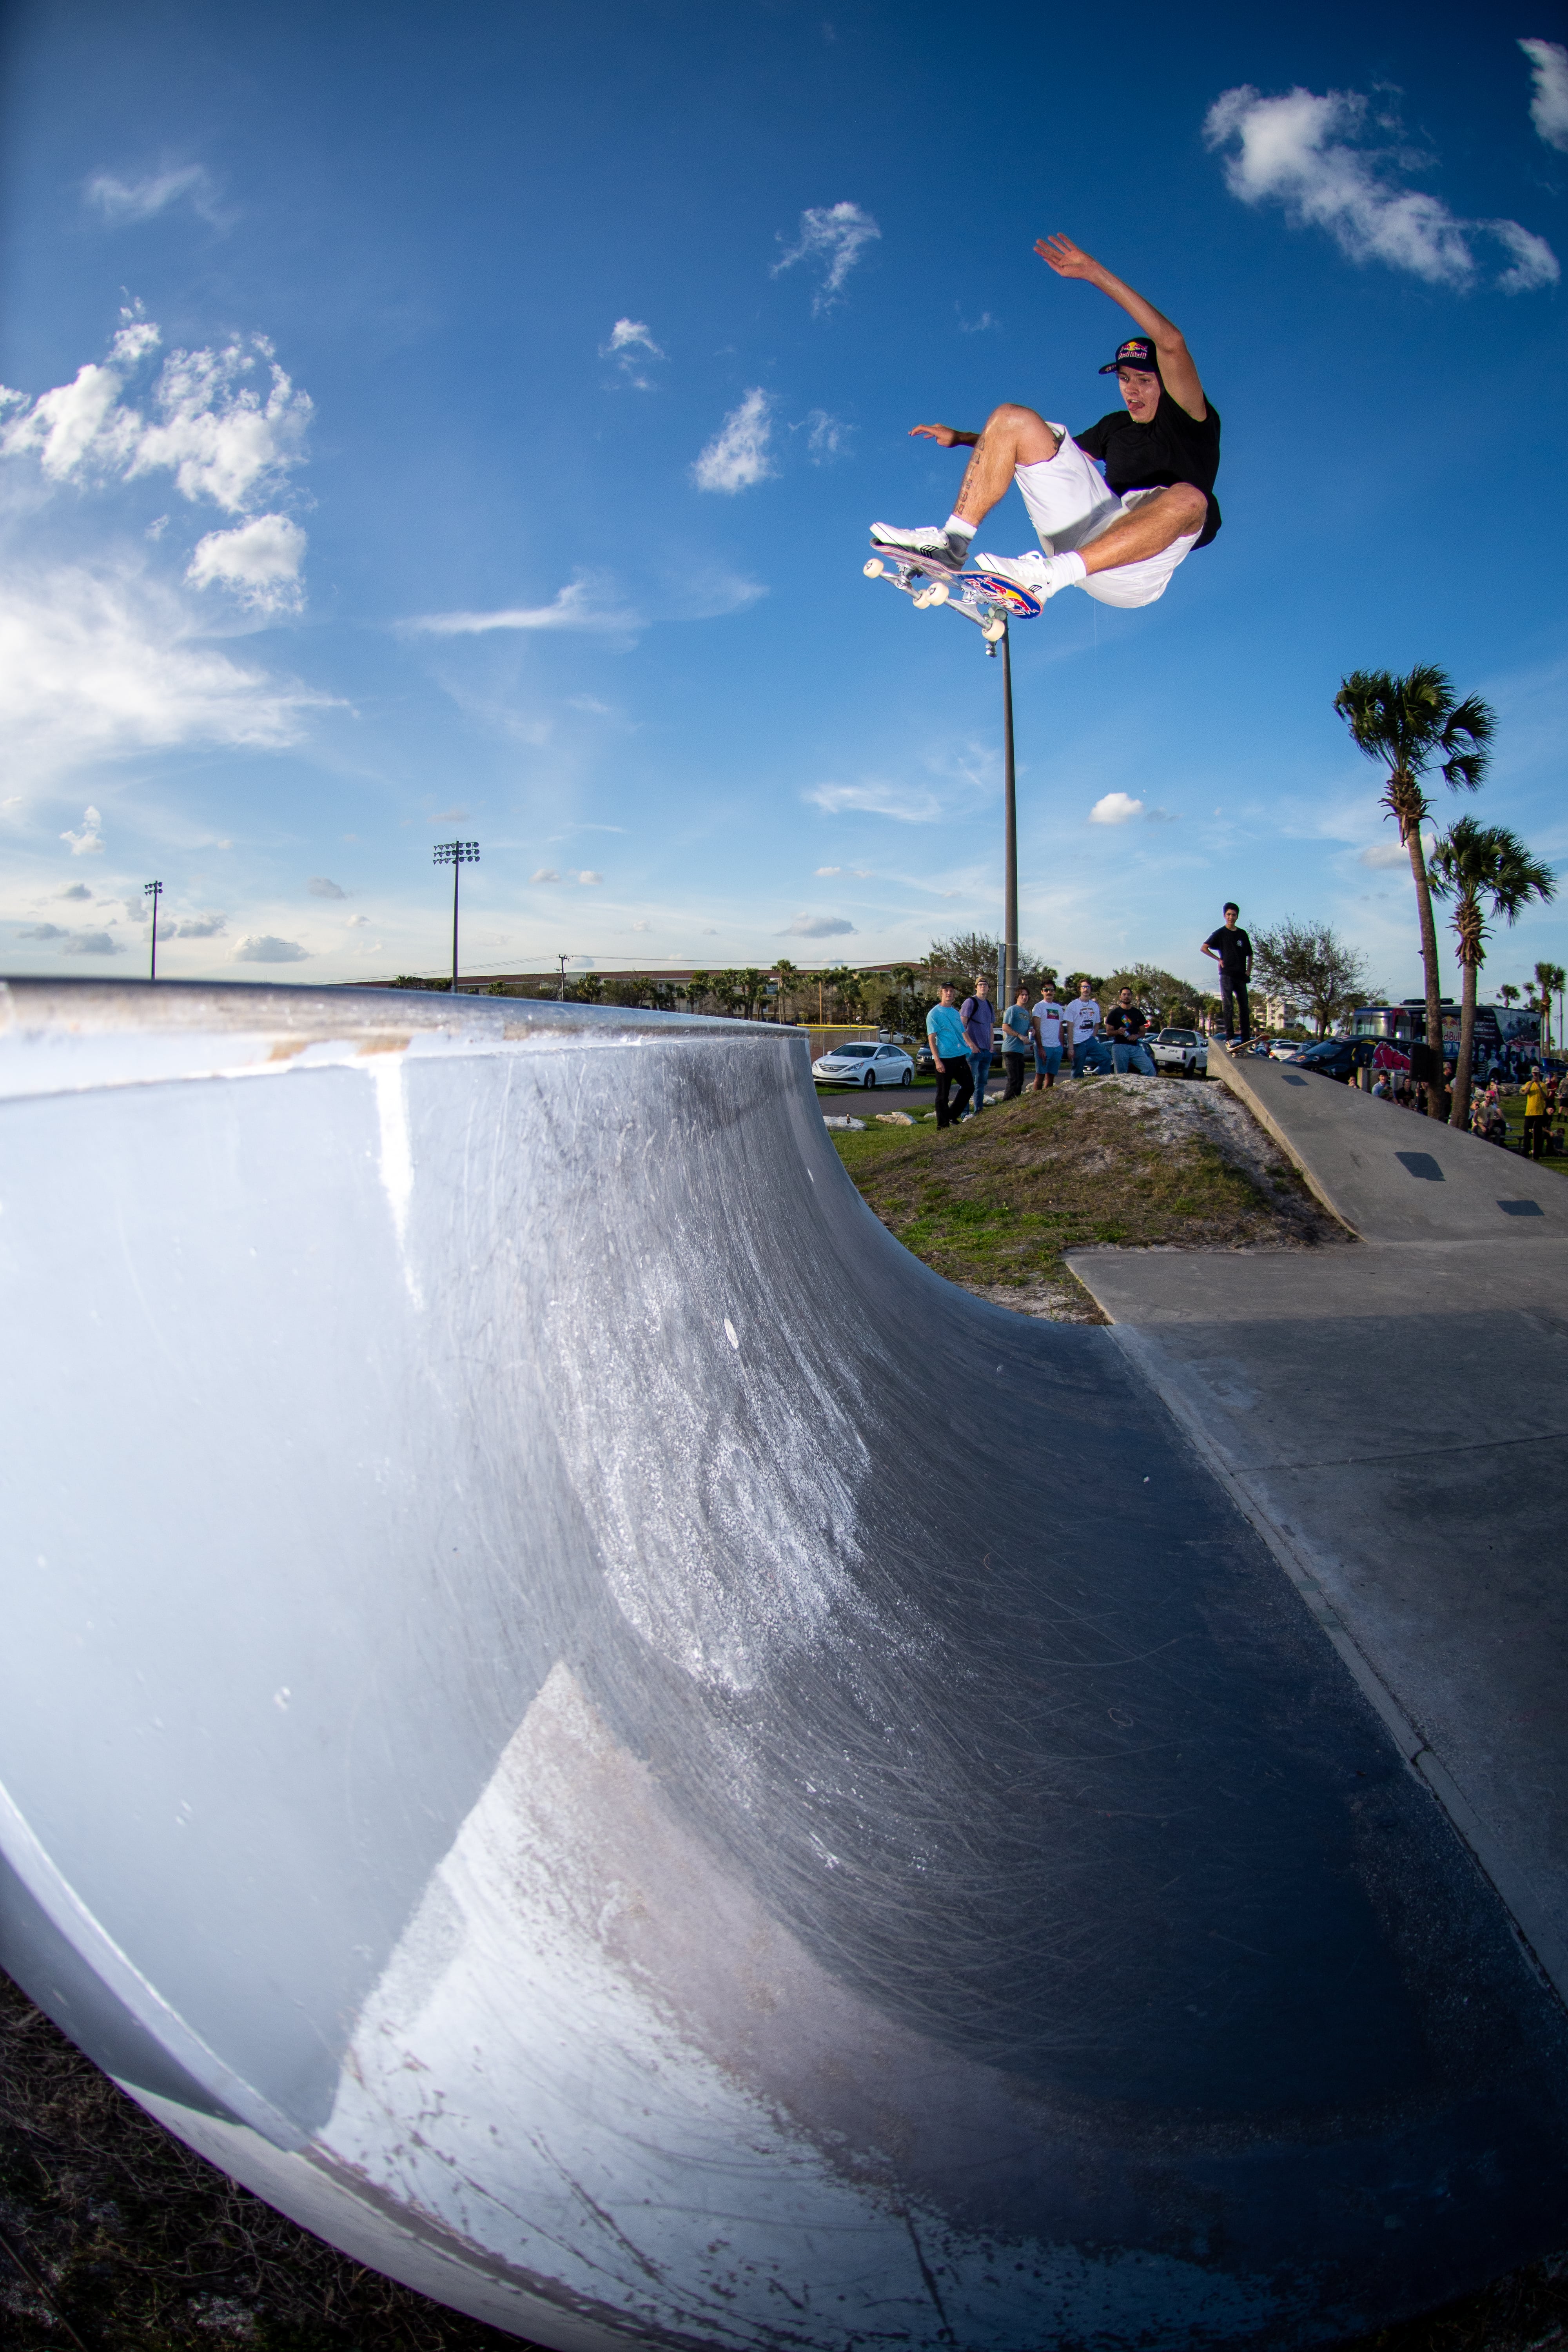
[1351,1000,1542,1070]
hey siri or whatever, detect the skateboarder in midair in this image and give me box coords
[870,236,1220,610]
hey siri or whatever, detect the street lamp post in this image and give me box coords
[432,840,479,992]
[557,954,569,1002]
[143,880,162,981]
[984,624,1019,1008]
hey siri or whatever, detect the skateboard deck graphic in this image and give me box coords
[863,545,1043,640]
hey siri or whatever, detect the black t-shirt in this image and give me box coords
[1105,1003,1148,1037]
[1205,926,1251,973]
[1074,390,1222,548]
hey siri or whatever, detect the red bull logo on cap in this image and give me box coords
[1100,336,1161,374]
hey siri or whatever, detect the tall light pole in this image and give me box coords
[143,880,162,981]
[432,840,479,992]
[557,953,569,1002]
[984,622,1019,1007]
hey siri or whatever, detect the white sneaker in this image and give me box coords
[869,523,966,572]
[973,548,1076,599]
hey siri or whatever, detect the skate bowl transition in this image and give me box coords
[3,976,1567,2351]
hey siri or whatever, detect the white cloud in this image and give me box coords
[1203,85,1559,292]
[16,922,66,940]
[62,930,122,955]
[692,389,775,494]
[0,565,331,782]
[780,912,857,937]
[803,408,851,463]
[601,318,665,389]
[307,876,346,898]
[167,911,226,938]
[61,804,105,854]
[805,779,941,822]
[630,920,650,932]
[1090,791,1143,825]
[85,165,221,225]
[407,572,639,635]
[345,913,370,927]
[1359,839,1410,868]
[234,934,307,962]
[55,882,92,900]
[187,514,307,612]
[1521,39,1568,151]
[0,315,312,510]
[577,869,602,885]
[957,309,998,334]
[532,867,562,883]
[814,864,842,875]
[772,201,881,312]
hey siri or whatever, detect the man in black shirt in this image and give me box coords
[870,234,1218,611]
[1201,903,1252,1043]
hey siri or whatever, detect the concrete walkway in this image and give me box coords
[1069,1053,1568,1998]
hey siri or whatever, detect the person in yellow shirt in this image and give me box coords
[1523,1071,1548,1160]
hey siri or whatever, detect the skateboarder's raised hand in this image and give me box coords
[1034,234,1207,423]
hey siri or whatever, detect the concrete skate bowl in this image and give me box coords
[2,976,1566,2352]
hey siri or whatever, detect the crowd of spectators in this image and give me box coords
[925,972,1163,1126]
[1371,1063,1565,1158]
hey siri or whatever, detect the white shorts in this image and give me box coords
[1013,424,1201,610]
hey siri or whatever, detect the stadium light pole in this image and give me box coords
[143,880,162,981]
[557,954,570,1002]
[432,840,479,992]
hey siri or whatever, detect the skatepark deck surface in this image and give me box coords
[4,980,1568,2352]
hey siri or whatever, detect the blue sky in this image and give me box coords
[2,0,1565,998]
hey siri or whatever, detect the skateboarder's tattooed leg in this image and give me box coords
[952,405,1062,532]
[1076,481,1207,575]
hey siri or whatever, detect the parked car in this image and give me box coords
[813,1040,915,1089]
[1149,1026,1208,1078]
[1284,1037,1363,1083]
[1265,1037,1303,1060]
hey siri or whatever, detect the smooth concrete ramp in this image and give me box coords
[1207,1048,1567,1240]
[4,980,1568,2352]
[1072,1059,1568,2017]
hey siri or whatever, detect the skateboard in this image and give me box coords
[862,545,1043,642]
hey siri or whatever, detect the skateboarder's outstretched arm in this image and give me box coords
[1035,235,1207,422]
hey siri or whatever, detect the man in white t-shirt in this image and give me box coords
[1031,990,1066,1090]
[1067,979,1110,1077]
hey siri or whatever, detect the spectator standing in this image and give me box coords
[1200,902,1253,1044]
[1105,986,1156,1075]
[1000,986,1033,1098]
[1031,984,1066,1090]
[1524,1069,1548,1159]
[1067,979,1110,1076]
[960,975,996,1115]
[926,984,975,1129]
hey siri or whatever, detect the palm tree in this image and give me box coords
[1500,982,1520,1010]
[1429,819,1556,1126]
[1535,960,1566,1054]
[1334,666,1494,1115]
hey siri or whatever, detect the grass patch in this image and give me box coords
[0,1969,522,2350]
[833,1082,1332,1309]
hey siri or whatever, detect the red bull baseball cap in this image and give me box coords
[1099,336,1161,375]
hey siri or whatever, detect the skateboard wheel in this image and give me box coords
[912,589,933,608]
[863,557,885,577]
[927,582,949,606]
[983,618,1005,642]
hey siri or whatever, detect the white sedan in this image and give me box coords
[812,1041,915,1090]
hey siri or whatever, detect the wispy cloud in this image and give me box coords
[780,912,856,937]
[957,308,998,334]
[308,877,346,898]
[0,563,332,785]
[805,778,941,822]
[1204,85,1559,292]
[692,389,775,493]
[773,201,881,312]
[802,408,851,464]
[406,572,639,635]
[1521,40,1568,152]
[600,317,666,389]
[187,514,307,613]
[84,164,223,226]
